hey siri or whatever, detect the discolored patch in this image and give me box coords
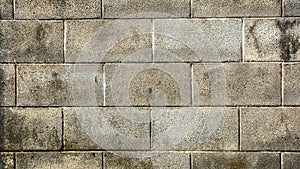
[245,19,300,61]
[192,152,280,169]
[0,108,62,150]
[0,21,63,63]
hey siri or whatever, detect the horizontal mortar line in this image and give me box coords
[2,150,300,153]
[3,16,300,21]
[4,61,300,65]
[1,105,300,108]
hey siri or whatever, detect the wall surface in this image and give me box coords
[0,0,300,168]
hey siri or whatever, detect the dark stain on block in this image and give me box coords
[276,20,300,61]
[249,21,263,55]
[29,72,68,106]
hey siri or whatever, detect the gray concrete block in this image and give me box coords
[104,152,190,169]
[0,21,63,63]
[152,107,238,150]
[193,63,281,106]
[282,153,300,169]
[154,19,241,62]
[284,0,300,16]
[64,107,150,150]
[284,63,300,105]
[0,108,62,150]
[241,107,300,150]
[192,0,281,17]
[0,0,12,19]
[66,20,152,63]
[0,153,14,169]
[192,152,280,169]
[245,19,300,61]
[15,0,101,19]
[16,152,102,169]
[0,64,15,106]
[105,63,191,106]
[103,0,190,18]
[17,64,103,106]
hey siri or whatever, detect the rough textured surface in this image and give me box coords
[0,1,300,168]
[0,108,62,150]
[0,21,63,63]
[154,19,241,62]
[105,63,191,106]
[282,153,300,169]
[15,0,101,19]
[0,153,14,169]
[103,0,190,18]
[284,63,300,105]
[66,19,152,63]
[192,152,280,169]
[245,19,300,61]
[64,107,150,150]
[151,107,238,150]
[104,152,190,169]
[241,107,300,151]
[193,63,281,106]
[192,0,281,17]
[0,65,15,106]
[0,0,12,19]
[17,64,103,106]
[16,152,102,169]
[284,0,300,16]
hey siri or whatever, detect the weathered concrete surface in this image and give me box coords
[241,108,300,151]
[66,20,152,63]
[192,152,280,169]
[193,63,281,106]
[0,0,12,19]
[64,107,150,150]
[284,0,300,16]
[284,63,300,105]
[16,152,102,169]
[15,0,101,19]
[0,108,62,150]
[282,153,300,169]
[105,63,191,106]
[154,19,241,62]
[0,153,14,169]
[0,21,63,63]
[17,64,103,106]
[103,0,190,18]
[104,152,190,169]
[0,65,15,106]
[192,0,281,17]
[245,19,300,61]
[151,107,238,150]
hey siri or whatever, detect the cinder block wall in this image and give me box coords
[0,0,300,168]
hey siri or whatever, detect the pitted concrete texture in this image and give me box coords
[284,0,300,16]
[17,64,103,106]
[16,152,102,169]
[241,107,300,150]
[192,152,280,169]
[0,0,300,168]
[0,108,62,150]
[103,0,190,18]
[15,0,102,19]
[0,0,12,19]
[0,21,63,63]
[245,19,300,61]
[193,63,281,106]
[192,0,281,17]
